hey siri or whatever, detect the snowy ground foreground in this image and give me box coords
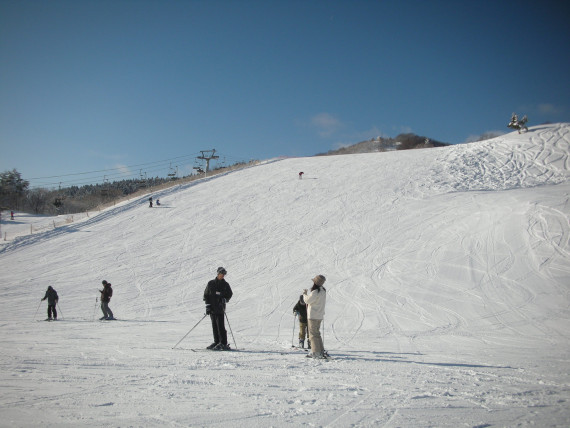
[0,124,569,427]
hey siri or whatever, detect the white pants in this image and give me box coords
[308,319,324,355]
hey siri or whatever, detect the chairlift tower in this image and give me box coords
[101,175,110,197]
[196,149,219,174]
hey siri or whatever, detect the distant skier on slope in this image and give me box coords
[298,171,304,179]
[293,294,310,349]
[99,280,115,320]
[303,275,327,359]
[203,267,233,350]
[156,199,160,206]
[148,197,153,208]
[41,286,59,321]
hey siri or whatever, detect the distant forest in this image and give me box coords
[0,161,257,215]
[317,133,450,156]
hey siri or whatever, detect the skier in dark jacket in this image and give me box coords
[203,267,233,350]
[41,286,59,320]
[99,280,115,320]
[293,294,310,349]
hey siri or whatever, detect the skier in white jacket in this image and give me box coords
[303,274,327,358]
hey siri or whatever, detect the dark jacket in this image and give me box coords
[203,278,233,314]
[293,295,308,323]
[100,283,113,303]
[42,286,59,306]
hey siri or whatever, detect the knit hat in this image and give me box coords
[217,267,227,275]
[102,280,108,285]
[312,275,326,286]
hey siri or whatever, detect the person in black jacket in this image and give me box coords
[293,294,310,349]
[203,267,233,350]
[99,280,115,320]
[41,286,59,320]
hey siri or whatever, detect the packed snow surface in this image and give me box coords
[1,123,569,427]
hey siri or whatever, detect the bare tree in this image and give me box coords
[26,188,50,214]
[508,113,528,133]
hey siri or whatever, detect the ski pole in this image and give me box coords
[33,300,42,321]
[224,311,238,350]
[172,314,207,349]
[291,313,297,347]
[56,302,64,320]
[92,297,98,321]
[322,318,328,356]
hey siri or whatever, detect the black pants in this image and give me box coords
[47,304,57,319]
[210,313,227,345]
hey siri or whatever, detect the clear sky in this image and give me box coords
[1,0,569,188]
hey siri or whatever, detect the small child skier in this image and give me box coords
[293,294,310,349]
[41,286,59,320]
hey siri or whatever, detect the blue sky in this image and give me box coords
[1,0,569,188]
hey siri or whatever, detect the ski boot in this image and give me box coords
[214,343,230,351]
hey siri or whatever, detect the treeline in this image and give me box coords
[1,161,256,215]
[316,133,450,156]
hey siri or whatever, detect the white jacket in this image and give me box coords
[303,287,326,320]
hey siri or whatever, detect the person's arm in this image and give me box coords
[302,290,315,305]
[224,284,233,302]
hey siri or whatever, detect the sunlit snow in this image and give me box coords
[1,123,569,427]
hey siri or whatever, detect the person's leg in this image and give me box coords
[308,319,323,355]
[210,314,220,344]
[101,302,112,319]
[215,313,228,345]
[299,322,307,340]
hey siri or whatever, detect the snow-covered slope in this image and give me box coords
[1,124,569,427]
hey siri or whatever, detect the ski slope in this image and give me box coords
[1,123,569,427]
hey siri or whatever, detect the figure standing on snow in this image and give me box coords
[303,274,327,359]
[298,171,304,179]
[203,267,233,350]
[293,294,310,349]
[99,280,115,320]
[148,197,153,208]
[10,211,14,220]
[41,286,59,321]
